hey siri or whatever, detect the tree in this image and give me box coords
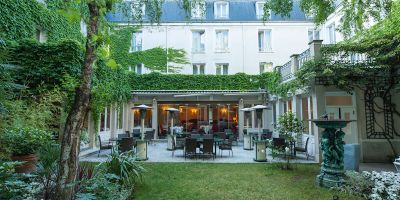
[54,0,103,198]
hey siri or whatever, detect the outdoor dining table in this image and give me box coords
[195,138,225,158]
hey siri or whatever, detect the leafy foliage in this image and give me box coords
[0,127,52,156]
[276,112,304,141]
[0,0,84,43]
[109,26,188,73]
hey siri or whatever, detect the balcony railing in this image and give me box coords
[298,48,311,69]
[280,60,293,82]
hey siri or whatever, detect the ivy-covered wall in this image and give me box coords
[109,26,188,73]
[128,72,284,92]
[0,0,83,43]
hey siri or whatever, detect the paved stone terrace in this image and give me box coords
[80,140,315,164]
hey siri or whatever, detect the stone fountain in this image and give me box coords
[311,119,353,188]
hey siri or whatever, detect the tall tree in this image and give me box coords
[55,0,103,198]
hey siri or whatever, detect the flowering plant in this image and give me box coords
[336,171,400,200]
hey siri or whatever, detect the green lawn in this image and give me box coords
[135,163,361,200]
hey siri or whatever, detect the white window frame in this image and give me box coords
[193,64,205,75]
[258,29,272,52]
[216,63,228,75]
[327,23,336,44]
[214,1,229,19]
[130,31,143,52]
[191,30,205,53]
[36,28,47,43]
[259,62,273,74]
[308,29,320,42]
[129,63,143,74]
[215,30,229,52]
[191,1,206,19]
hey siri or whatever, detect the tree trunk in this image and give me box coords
[54,2,100,199]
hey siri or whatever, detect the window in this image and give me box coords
[215,30,229,52]
[256,2,270,19]
[328,23,336,44]
[216,63,228,75]
[214,1,229,19]
[130,31,142,52]
[308,29,320,42]
[191,2,206,19]
[193,64,205,74]
[258,29,272,52]
[129,64,143,74]
[192,30,205,53]
[36,28,47,43]
[80,19,87,36]
[259,62,273,74]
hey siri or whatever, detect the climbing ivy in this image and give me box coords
[109,26,188,73]
[0,0,84,43]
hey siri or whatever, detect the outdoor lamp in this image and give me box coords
[131,104,152,161]
[240,107,254,150]
[165,108,180,151]
[250,104,270,162]
[270,94,278,102]
[131,104,152,140]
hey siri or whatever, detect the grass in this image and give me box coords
[134,163,362,200]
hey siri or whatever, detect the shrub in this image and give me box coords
[335,171,400,200]
[0,127,52,156]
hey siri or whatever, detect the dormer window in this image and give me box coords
[256,1,271,20]
[191,2,206,19]
[214,1,229,19]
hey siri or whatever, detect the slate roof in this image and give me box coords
[106,0,311,23]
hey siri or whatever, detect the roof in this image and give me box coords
[107,0,311,23]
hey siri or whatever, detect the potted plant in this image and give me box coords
[1,127,52,173]
[276,112,304,142]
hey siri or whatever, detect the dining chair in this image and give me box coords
[98,135,112,157]
[200,139,214,160]
[119,137,134,153]
[185,138,197,159]
[219,137,233,157]
[294,137,310,160]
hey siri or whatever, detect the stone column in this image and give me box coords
[307,96,313,135]
[87,111,96,148]
[312,85,325,163]
[152,98,158,139]
[104,107,108,131]
[310,40,323,60]
[291,54,299,74]
[110,103,117,139]
[238,98,244,140]
[128,102,134,133]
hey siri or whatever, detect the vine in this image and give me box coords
[0,0,84,43]
[109,26,188,73]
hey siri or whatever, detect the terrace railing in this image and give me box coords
[280,60,293,82]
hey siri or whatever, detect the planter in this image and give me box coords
[11,154,38,173]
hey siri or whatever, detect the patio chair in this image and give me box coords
[200,139,214,160]
[185,138,197,159]
[294,137,309,160]
[125,131,131,138]
[172,137,185,157]
[219,137,233,157]
[98,135,112,157]
[132,129,140,138]
[119,137,135,153]
[117,134,126,140]
[144,132,153,145]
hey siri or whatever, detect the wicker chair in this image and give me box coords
[119,137,134,153]
[294,137,310,160]
[200,139,214,160]
[98,135,112,157]
[184,138,197,159]
[219,137,233,157]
